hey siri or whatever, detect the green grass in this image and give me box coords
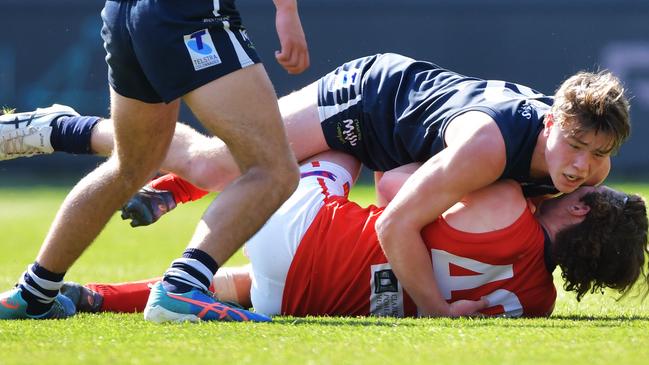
[1,183,648,365]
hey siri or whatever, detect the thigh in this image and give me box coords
[183,64,291,171]
[109,89,179,167]
[279,82,330,162]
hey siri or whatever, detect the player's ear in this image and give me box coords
[543,113,554,130]
[543,113,555,135]
[569,201,591,217]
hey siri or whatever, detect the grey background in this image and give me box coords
[1,0,648,182]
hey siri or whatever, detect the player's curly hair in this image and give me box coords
[552,70,630,154]
[553,190,648,301]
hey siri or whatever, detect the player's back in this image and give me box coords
[361,53,553,183]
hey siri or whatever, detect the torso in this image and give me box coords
[317,53,558,195]
[281,195,556,318]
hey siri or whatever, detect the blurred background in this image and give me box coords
[1,0,648,184]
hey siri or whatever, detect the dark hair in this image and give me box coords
[552,71,630,154]
[553,191,648,301]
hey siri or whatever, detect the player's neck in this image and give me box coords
[534,213,559,244]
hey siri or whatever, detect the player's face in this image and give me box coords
[544,116,613,193]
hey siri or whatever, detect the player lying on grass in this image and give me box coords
[59,150,648,318]
[1,53,631,316]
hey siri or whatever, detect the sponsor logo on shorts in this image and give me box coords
[239,29,256,49]
[336,119,362,147]
[370,264,404,317]
[202,15,231,24]
[184,29,222,71]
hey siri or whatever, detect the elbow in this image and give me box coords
[375,210,401,250]
[376,177,396,205]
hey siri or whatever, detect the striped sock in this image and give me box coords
[18,262,65,316]
[162,248,219,293]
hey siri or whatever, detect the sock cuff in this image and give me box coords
[182,248,219,274]
[30,262,65,283]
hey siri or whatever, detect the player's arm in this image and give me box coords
[376,163,423,206]
[272,0,310,74]
[375,111,506,317]
[374,172,387,207]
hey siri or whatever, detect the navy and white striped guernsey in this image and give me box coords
[317,53,558,196]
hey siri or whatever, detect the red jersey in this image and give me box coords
[281,196,556,318]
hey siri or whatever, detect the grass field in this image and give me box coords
[1,183,648,365]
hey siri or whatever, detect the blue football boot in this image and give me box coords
[143,281,270,323]
[0,287,76,320]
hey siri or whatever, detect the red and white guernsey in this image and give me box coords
[281,196,556,318]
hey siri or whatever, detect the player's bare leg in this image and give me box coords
[181,64,299,265]
[143,64,299,323]
[0,91,178,320]
[89,80,328,192]
[176,81,327,191]
[213,265,253,309]
[37,92,178,270]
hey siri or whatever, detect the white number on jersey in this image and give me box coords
[431,249,523,317]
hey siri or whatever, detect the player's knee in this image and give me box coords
[248,159,299,202]
[112,153,164,190]
[273,159,300,197]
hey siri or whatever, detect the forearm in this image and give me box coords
[377,224,450,315]
[374,172,388,207]
[376,163,423,204]
[273,0,298,12]
[271,0,309,74]
[375,144,501,316]
[376,208,451,316]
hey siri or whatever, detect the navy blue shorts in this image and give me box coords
[101,0,261,103]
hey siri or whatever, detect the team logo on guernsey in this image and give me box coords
[517,102,533,120]
[184,29,222,71]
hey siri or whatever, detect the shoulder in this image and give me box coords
[444,111,502,143]
[442,112,506,174]
[467,180,527,219]
[443,180,528,233]
[444,112,506,154]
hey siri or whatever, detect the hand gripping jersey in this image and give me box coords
[318,53,557,195]
[281,196,556,318]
